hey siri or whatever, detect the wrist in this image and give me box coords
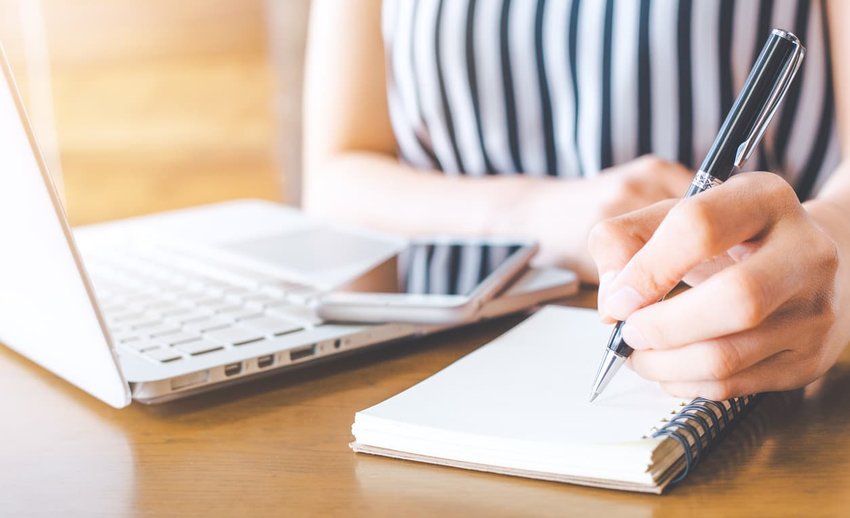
[804,198,850,254]
[805,198,850,313]
[804,197,850,367]
[489,177,563,236]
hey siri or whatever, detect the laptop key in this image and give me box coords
[171,308,215,324]
[283,286,319,305]
[204,325,265,346]
[157,330,203,346]
[174,338,224,356]
[145,347,183,363]
[143,300,185,313]
[123,290,158,302]
[159,306,194,317]
[222,286,255,301]
[144,322,183,337]
[239,315,303,337]
[106,309,146,323]
[128,316,167,328]
[266,304,323,327]
[216,306,263,321]
[242,293,280,309]
[195,298,235,312]
[182,317,231,334]
[173,289,210,302]
[121,338,165,352]
[111,330,143,343]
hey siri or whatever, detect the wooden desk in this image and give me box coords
[0,290,848,517]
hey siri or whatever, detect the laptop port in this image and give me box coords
[224,362,243,377]
[334,339,342,349]
[170,370,209,390]
[289,344,317,362]
[257,355,274,369]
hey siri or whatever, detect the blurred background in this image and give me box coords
[0,0,310,226]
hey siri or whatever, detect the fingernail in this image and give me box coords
[597,271,618,308]
[605,285,644,320]
[621,321,649,349]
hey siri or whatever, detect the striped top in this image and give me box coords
[382,0,840,200]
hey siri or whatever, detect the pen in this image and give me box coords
[589,29,806,403]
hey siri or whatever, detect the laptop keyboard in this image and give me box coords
[84,246,323,364]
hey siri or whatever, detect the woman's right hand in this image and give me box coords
[517,155,693,282]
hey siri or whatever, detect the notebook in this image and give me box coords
[350,306,757,494]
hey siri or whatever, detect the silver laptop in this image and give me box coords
[0,47,578,408]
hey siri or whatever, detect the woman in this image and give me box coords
[303,0,850,401]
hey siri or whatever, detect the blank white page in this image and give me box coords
[355,306,684,447]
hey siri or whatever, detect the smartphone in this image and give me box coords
[316,237,538,324]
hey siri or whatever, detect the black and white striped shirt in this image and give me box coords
[382,0,839,200]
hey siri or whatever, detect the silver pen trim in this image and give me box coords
[690,170,724,191]
[734,31,805,167]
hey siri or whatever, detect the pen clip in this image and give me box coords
[734,30,806,168]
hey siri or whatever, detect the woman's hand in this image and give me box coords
[588,172,850,400]
[520,156,692,281]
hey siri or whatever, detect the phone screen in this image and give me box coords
[341,242,526,296]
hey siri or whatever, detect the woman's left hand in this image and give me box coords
[588,171,850,400]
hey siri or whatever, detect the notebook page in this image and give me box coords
[355,306,684,448]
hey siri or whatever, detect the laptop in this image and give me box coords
[0,47,578,408]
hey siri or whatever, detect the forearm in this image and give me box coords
[303,152,697,281]
[303,151,551,237]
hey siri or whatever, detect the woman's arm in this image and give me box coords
[303,0,528,236]
[302,0,692,281]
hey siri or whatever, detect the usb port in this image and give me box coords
[224,362,242,377]
[170,370,209,390]
[289,344,317,362]
[257,355,274,369]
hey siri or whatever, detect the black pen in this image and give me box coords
[589,29,806,403]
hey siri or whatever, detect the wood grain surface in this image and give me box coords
[1,288,848,517]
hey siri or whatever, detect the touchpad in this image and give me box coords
[219,227,400,273]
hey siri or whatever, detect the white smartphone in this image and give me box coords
[316,237,539,324]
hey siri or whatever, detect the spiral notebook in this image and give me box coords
[350,306,757,494]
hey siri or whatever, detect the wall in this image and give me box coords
[0,0,310,225]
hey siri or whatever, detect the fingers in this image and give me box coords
[620,228,807,350]
[601,172,799,321]
[679,242,760,286]
[628,313,814,382]
[653,158,693,197]
[680,254,736,286]
[616,155,693,200]
[658,349,822,400]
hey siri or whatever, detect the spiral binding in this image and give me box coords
[651,394,762,484]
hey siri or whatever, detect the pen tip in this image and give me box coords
[589,391,599,404]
